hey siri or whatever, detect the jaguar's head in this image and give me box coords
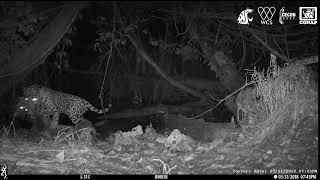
[14,97,38,117]
[23,85,42,98]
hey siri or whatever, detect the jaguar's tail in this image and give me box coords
[89,104,112,114]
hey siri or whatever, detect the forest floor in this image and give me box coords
[0,114,317,175]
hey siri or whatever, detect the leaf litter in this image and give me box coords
[0,114,318,175]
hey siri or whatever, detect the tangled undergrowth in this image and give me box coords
[242,54,318,147]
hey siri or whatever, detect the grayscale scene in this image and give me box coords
[0,1,318,176]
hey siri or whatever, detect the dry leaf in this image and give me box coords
[266,150,272,154]
[264,161,276,168]
[55,151,65,162]
[184,154,195,161]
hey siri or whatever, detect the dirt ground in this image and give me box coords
[0,115,317,175]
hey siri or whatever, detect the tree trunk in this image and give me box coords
[188,20,244,114]
[0,2,88,96]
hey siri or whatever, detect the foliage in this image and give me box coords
[0,2,80,75]
[93,16,128,61]
[53,25,78,72]
[54,125,95,148]
[0,2,49,61]
[1,119,16,139]
[175,44,203,62]
[247,54,316,144]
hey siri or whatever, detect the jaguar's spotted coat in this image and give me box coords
[21,85,111,130]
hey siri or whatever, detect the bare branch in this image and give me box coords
[214,23,221,46]
[98,2,116,121]
[238,25,246,71]
[273,38,288,60]
[176,19,193,37]
[188,81,256,119]
[283,25,290,59]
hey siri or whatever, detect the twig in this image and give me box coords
[187,81,256,119]
[283,25,290,59]
[273,38,288,61]
[215,23,221,46]
[114,44,126,61]
[174,10,180,35]
[173,8,193,37]
[98,3,116,122]
[207,93,220,101]
[151,159,177,174]
[176,20,193,37]
[248,58,262,68]
[238,25,246,71]
[3,114,17,138]
[249,28,288,63]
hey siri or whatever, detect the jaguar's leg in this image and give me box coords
[48,112,60,129]
[69,115,83,126]
[76,119,93,128]
[27,113,38,131]
[45,112,68,136]
[41,114,52,130]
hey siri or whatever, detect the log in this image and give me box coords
[94,104,193,127]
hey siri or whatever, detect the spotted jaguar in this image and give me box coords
[22,85,112,130]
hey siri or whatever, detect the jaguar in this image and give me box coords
[21,85,112,130]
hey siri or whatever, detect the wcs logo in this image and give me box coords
[258,7,276,25]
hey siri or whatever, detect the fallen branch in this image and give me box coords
[126,33,207,105]
[0,2,88,96]
[113,4,207,106]
[94,104,195,127]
